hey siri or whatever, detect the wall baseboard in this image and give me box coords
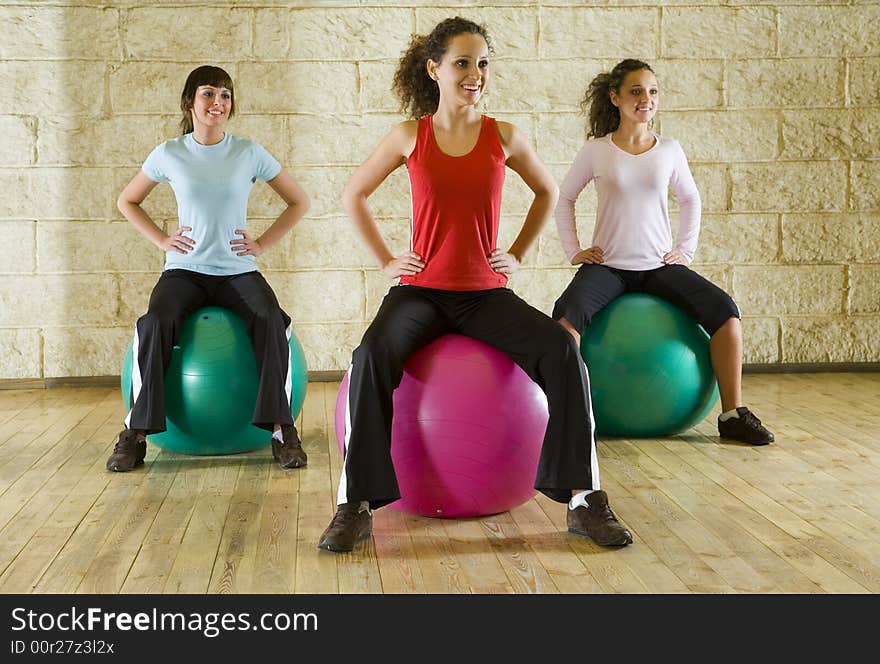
[1,364,878,391]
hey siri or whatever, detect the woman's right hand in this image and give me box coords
[160,226,196,254]
[572,246,604,265]
[382,251,425,279]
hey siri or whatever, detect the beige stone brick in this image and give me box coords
[728,59,843,109]
[502,172,538,217]
[537,220,593,268]
[549,163,599,219]
[662,111,778,162]
[782,213,880,263]
[2,221,36,273]
[689,164,729,213]
[264,270,363,323]
[416,7,536,59]
[294,322,367,372]
[117,274,157,324]
[0,62,105,115]
[782,316,880,363]
[246,178,301,220]
[364,168,411,219]
[731,162,847,212]
[697,214,778,265]
[507,267,576,316]
[0,275,118,327]
[36,221,164,275]
[851,161,879,211]
[651,60,723,110]
[37,116,167,167]
[0,116,35,165]
[850,59,880,107]
[228,115,291,167]
[365,269,395,319]
[359,62,400,113]
[850,266,880,314]
[238,63,358,114]
[491,60,603,113]
[0,6,119,60]
[690,264,732,293]
[43,326,132,378]
[779,6,880,57]
[288,114,397,166]
[782,110,880,160]
[663,7,775,58]
[541,8,658,59]
[0,328,41,379]
[0,168,115,220]
[258,217,409,271]
[112,168,177,222]
[109,63,207,115]
[733,266,845,316]
[537,114,587,166]
[284,168,349,219]
[123,7,251,60]
[256,7,412,61]
[742,317,780,365]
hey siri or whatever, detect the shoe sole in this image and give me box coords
[317,530,371,553]
[106,458,145,473]
[567,526,633,547]
[719,434,773,446]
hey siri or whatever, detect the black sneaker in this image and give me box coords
[318,502,372,553]
[272,423,307,469]
[718,407,774,445]
[567,490,633,547]
[106,429,146,472]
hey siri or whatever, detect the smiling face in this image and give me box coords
[190,85,232,130]
[427,32,490,109]
[610,68,659,127]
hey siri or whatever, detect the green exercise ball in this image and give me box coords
[120,306,308,455]
[581,294,719,437]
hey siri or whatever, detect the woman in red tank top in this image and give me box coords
[319,17,632,553]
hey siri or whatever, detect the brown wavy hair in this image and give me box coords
[179,65,235,135]
[392,17,492,119]
[581,59,654,138]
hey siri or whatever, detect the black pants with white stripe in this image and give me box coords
[340,285,601,510]
[125,269,294,434]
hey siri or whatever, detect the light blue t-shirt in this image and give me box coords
[142,133,282,276]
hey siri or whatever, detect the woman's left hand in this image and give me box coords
[489,249,521,275]
[662,248,689,265]
[230,229,263,256]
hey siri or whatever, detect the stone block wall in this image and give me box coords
[1,1,878,378]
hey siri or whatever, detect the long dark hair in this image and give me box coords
[179,65,235,135]
[581,59,654,138]
[392,16,492,119]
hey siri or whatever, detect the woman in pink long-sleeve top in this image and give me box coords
[553,59,774,446]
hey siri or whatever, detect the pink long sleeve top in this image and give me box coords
[555,133,701,270]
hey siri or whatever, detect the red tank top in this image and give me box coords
[401,114,508,290]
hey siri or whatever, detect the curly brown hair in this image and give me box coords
[179,65,235,135]
[581,59,654,139]
[392,17,492,119]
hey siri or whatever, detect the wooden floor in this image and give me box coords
[0,373,878,594]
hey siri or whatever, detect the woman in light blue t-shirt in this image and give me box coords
[108,65,310,473]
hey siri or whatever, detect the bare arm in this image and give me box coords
[341,121,424,278]
[117,172,194,254]
[491,121,559,273]
[231,170,311,256]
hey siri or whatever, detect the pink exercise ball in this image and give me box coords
[334,334,549,518]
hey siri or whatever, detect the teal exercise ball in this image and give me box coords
[581,294,719,437]
[120,306,308,455]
